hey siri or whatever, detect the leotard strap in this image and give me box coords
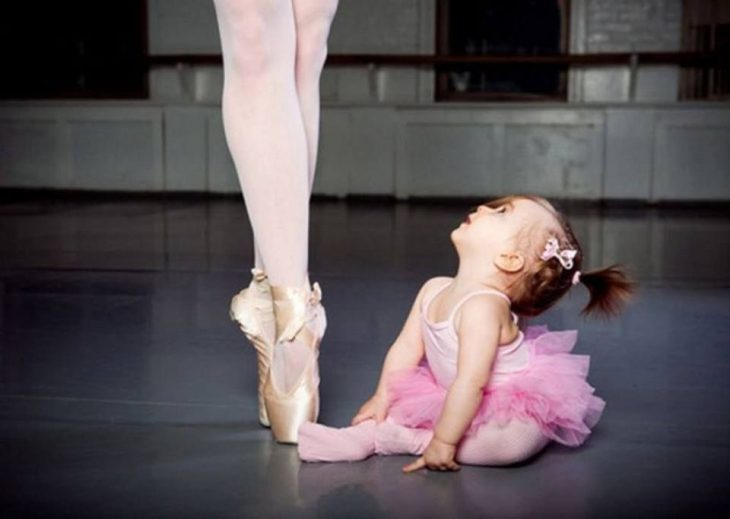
[424,280,518,326]
[446,287,518,326]
[421,279,450,316]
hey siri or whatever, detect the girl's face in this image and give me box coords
[451,197,557,263]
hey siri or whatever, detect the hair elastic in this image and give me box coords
[572,270,582,285]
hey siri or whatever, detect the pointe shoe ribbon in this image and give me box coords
[266,279,326,443]
[271,281,322,344]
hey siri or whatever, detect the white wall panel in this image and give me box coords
[69,120,161,191]
[1,103,728,201]
[206,112,238,193]
[0,119,66,188]
[654,111,730,200]
[605,109,655,199]
[164,107,208,191]
[0,105,164,192]
[395,108,604,199]
[317,108,396,196]
[503,123,602,198]
[398,123,498,197]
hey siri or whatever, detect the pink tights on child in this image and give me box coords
[298,417,550,466]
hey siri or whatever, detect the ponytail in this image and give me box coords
[577,264,636,317]
[487,194,637,320]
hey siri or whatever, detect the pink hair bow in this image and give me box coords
[540,237,577,270]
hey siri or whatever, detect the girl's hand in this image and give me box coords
[403,437,460,473]
[351,392,389,425]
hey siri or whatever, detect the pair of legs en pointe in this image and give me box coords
[298,418,550,466]
[213,0,339,442]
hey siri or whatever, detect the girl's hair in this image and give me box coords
[483,195,636,318]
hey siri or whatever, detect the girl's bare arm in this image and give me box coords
[372,277,450,396]
[351,277,449,424]
[432,296,502,445]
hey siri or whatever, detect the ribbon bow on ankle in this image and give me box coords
[540,237,577,270]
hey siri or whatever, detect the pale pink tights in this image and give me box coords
[213,0,339,287]
[298,417,551,466]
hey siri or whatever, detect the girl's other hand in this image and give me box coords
[351,392,389,425]
[403,437,460,473]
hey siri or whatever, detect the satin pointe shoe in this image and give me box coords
[229,268,275,427]
[264,277,327,444]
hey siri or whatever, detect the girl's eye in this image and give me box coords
[496,206,507,213]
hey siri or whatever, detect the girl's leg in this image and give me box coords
[213,0,309,287]
[297,418,433,462]
[455,420,549,466]
[373,419,549,466]
[298,420,378,462]
[292,0,339,192]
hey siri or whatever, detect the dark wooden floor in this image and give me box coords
[1,195,728,517]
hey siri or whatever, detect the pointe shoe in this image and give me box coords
[264,278,326,444]
[229,268,275,427]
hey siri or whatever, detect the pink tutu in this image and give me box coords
[386,325,606,447]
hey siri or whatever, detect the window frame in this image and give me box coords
[434,0,572,102]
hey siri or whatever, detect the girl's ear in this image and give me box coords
[494,251,525,273]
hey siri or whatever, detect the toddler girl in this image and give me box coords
[297,195,634,471]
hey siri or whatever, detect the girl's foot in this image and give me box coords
[298,420,377,462]
[374,419,433,456]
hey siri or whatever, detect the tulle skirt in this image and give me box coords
[386,325,606,447]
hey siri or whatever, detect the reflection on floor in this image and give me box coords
[1,194,729,517]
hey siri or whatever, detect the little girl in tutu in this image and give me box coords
[297,195,634,471]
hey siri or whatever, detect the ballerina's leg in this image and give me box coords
[213,0,309,287]
[292,0,340,193]
[245,0,338,271]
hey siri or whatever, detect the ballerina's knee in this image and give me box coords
[218,2,296,79]
[294,7,338,80]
